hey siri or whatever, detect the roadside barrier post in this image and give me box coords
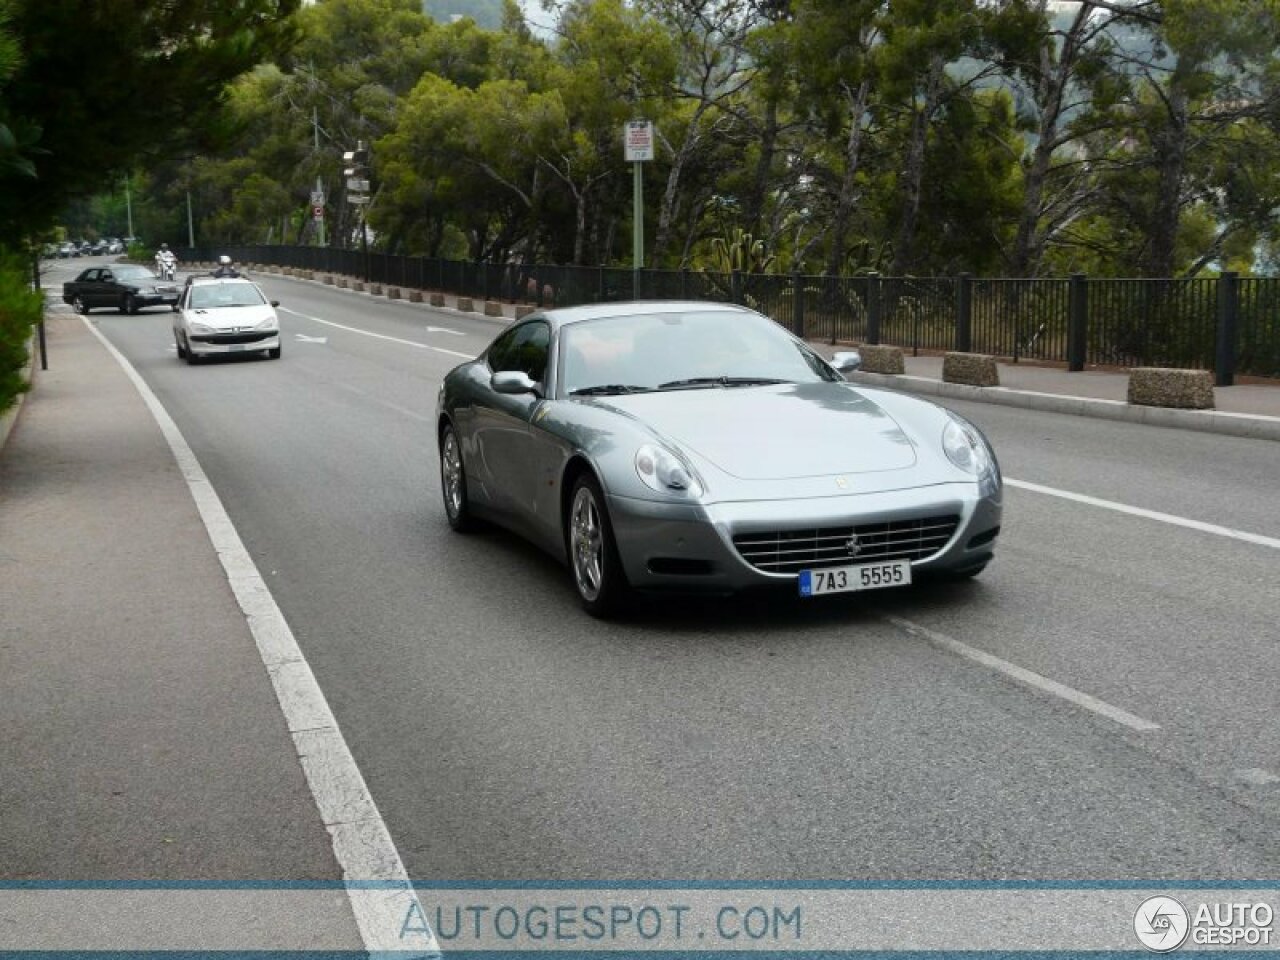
[1068,273,1088,372]
[1215,271,1238,387]
[793,271,806,339]
[956,273,972,354]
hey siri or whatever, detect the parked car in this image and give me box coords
[57,242,78,258]
[172,275,281,364]
[62,265,180,314]
[436,301,1003,617]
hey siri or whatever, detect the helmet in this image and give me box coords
[219,255,231,265]
[160,243,169,250]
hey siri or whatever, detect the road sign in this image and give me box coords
[347,178,370,193]
[312,204,324,220]
[348,194,371,204]
[624,120,654,162]
[310,190,324,205]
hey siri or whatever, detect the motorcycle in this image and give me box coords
[155,256,176,282]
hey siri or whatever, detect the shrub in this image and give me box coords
[0,247,42,416]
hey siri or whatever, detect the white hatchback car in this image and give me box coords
[173,276,282,364]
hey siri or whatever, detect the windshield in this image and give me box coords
[558,310,837,397]
[189,283,267,310]
[115,266,156,281]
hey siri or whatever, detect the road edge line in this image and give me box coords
[81,316,439,958]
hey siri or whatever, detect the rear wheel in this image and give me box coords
[72,296,88,314]
[566,474,629,618]
[439,424,474,532]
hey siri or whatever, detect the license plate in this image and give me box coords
[798,559,912,597]
[227,343,246,352]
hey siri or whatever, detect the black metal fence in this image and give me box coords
[182,245,1280,383]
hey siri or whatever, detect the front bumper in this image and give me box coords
[188,331,280,356]
[135,290,179,308]
[607,482,1001,593]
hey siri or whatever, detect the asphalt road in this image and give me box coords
[51,259,1280,883]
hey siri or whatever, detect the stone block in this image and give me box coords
[856,344,905,375]
[943,352,1000,387]
[1127,367,1214,409]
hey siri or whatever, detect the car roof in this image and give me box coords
[187,275,254,286]
[538,300,756,329]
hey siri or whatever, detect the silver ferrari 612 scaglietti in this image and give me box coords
[436,301,1002,617]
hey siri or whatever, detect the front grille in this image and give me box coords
[192,331,274,344]
[733,515,960,574]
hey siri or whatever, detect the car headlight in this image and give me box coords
[253,315,278,331]
[189,321,216,335]
[942,415,1000,498]
[635,443,703,498]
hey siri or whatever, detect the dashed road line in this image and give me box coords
[1005,477,1280,551]
[881,613,1162,733]
[279,307,474,359]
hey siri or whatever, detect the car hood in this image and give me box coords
[184,304,275,329]
[590,382,917,480]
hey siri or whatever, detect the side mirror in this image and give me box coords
[491,370,540,396]
[270,300,280,308]
[832,350,863,375]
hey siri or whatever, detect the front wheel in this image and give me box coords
[566,474,629,618]
[72,296,89,314]
[439,424,474,532]
[121,294,137,315]
[267,346,281,359]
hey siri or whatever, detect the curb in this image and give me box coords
[256,268,514,329]
[0,330,38,455]
[849,370,1280,443]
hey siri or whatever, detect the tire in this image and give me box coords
[184,335,201,365]
[121,294,137,315]
[566,473,630,618]
[72,296,88,315]
[174,332,186,359]
[268,346,281,359]
[439,424,474,532]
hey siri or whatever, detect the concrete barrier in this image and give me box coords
[856,344,905,375]
[1128,367,1214,409]
[337,277,349,289]
[369,283,383,296]
[409,290,424,303]
[483,301,504,318]
[943,352,1000,387]
[429,293,445,307]
[321,274,334,285]
[457,297,475,312]
[386,286,401,300]
[515,305,535,320]
[352,281,365,292]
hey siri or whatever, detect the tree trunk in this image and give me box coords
[1144,84,1188,278]
[744,98,778,238]
[825,77,871,276]
[652,104,708,267]
[890,52,945,276]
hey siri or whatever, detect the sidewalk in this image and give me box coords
[0,313,362,944]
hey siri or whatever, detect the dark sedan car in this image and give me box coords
[62,265,179,315]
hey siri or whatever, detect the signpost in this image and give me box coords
[624,120,653,278]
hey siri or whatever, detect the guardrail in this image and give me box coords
[180,246,1280,383]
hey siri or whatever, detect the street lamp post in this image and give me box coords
[343,141,370,282]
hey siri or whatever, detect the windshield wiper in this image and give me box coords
[569,384,652,396]
[656,376,793,390]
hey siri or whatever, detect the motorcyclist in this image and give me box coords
[211,255,240,278]
[154,243,177,281]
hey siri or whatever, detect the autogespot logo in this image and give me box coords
[1134,896,1190,952]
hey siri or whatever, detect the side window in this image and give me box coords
[505,322,550,382]
[83,270,100,282]
[486,327,519,372]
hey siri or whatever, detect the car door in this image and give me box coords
[472,321,550,519]
[95,269,121,309]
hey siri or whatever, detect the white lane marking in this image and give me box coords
[1005,477,1280,551]
[424,325,465,336]
[81,317,439,958]
[296,333,329,344]
[881,613,1162,733]
[279,307,473,358]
